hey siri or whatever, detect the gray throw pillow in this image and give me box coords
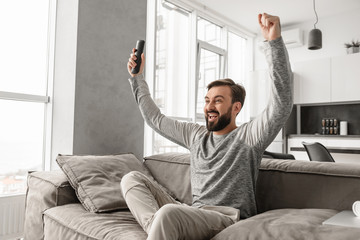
[56,153,152,213]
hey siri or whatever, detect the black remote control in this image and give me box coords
[131,40,145,74]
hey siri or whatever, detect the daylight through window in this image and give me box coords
[0,0,53,196]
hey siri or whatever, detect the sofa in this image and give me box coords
[24,152,360,240]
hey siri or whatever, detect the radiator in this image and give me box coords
[0,194,25,240]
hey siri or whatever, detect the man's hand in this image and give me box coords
[258,13,281,41]
[127,48,145,77]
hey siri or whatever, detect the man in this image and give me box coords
[121,13,293,240]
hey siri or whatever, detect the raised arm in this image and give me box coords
[127,49,206,149]
[241,13,293,151]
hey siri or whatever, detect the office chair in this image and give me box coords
[263,150,295,160]
[302,142,335,162]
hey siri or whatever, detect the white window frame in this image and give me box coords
[145,0,254,156]
[195,40,227,122]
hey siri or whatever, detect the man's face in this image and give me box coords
[204,86,234,132]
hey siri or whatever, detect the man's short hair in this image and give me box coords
[207,78,246,107]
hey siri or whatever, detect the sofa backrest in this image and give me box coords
[144,153,360,213]
[257,158,360,213]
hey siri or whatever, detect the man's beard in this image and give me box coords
[205,106,232,132]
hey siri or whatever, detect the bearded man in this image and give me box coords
[121,13,293,240]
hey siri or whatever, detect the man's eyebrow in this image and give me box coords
[214,95,225,99]
[204,95,225,100]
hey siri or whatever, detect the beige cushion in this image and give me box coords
[56,153,152,212]
[43,204,147,240]
[144,152,192,205]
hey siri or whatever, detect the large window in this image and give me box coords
[0,0,54,196]
[195,17,226,123]
[153,1,191,153]
[147,0,252,155]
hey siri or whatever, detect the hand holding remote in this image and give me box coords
[128,40,145,77]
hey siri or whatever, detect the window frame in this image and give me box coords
[195,40,227,123]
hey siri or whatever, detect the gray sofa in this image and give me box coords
[24,152,360,239]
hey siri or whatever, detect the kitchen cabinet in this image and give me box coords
[292,58,331,104]
[331,53,360,102]
[292,53,360,104]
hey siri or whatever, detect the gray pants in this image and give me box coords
[120,171,239,240]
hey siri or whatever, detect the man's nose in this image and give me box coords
[206,101,216,111]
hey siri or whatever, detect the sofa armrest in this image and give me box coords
[24,170,79,240]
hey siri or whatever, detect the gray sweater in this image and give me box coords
[128,37,293,219]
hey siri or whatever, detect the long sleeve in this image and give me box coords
[128,75,206,149]
[240,36,293,151]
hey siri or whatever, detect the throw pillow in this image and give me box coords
[56,153,152,213]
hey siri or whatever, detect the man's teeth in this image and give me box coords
[208,113,218,119]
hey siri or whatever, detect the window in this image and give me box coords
[153,1,191,154]
[197,17,222,48]
[228,31,249,124]
[196,17,227,123]
[0,0,54,196]
[146,0,252,155]
[196,45,225,123]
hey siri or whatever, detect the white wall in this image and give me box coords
[254,8,360,69]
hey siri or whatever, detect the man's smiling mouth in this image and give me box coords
[207,112,219,122]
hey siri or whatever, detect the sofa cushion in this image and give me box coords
[43,204,147,240]
[144,152,192,205]
[212,208,360,240]
[56,153,152,212]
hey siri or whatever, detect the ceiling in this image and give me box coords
[192,0,360,34]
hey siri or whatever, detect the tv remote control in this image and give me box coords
[131,40,145,74]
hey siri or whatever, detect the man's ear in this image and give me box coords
[233,102,242,115]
